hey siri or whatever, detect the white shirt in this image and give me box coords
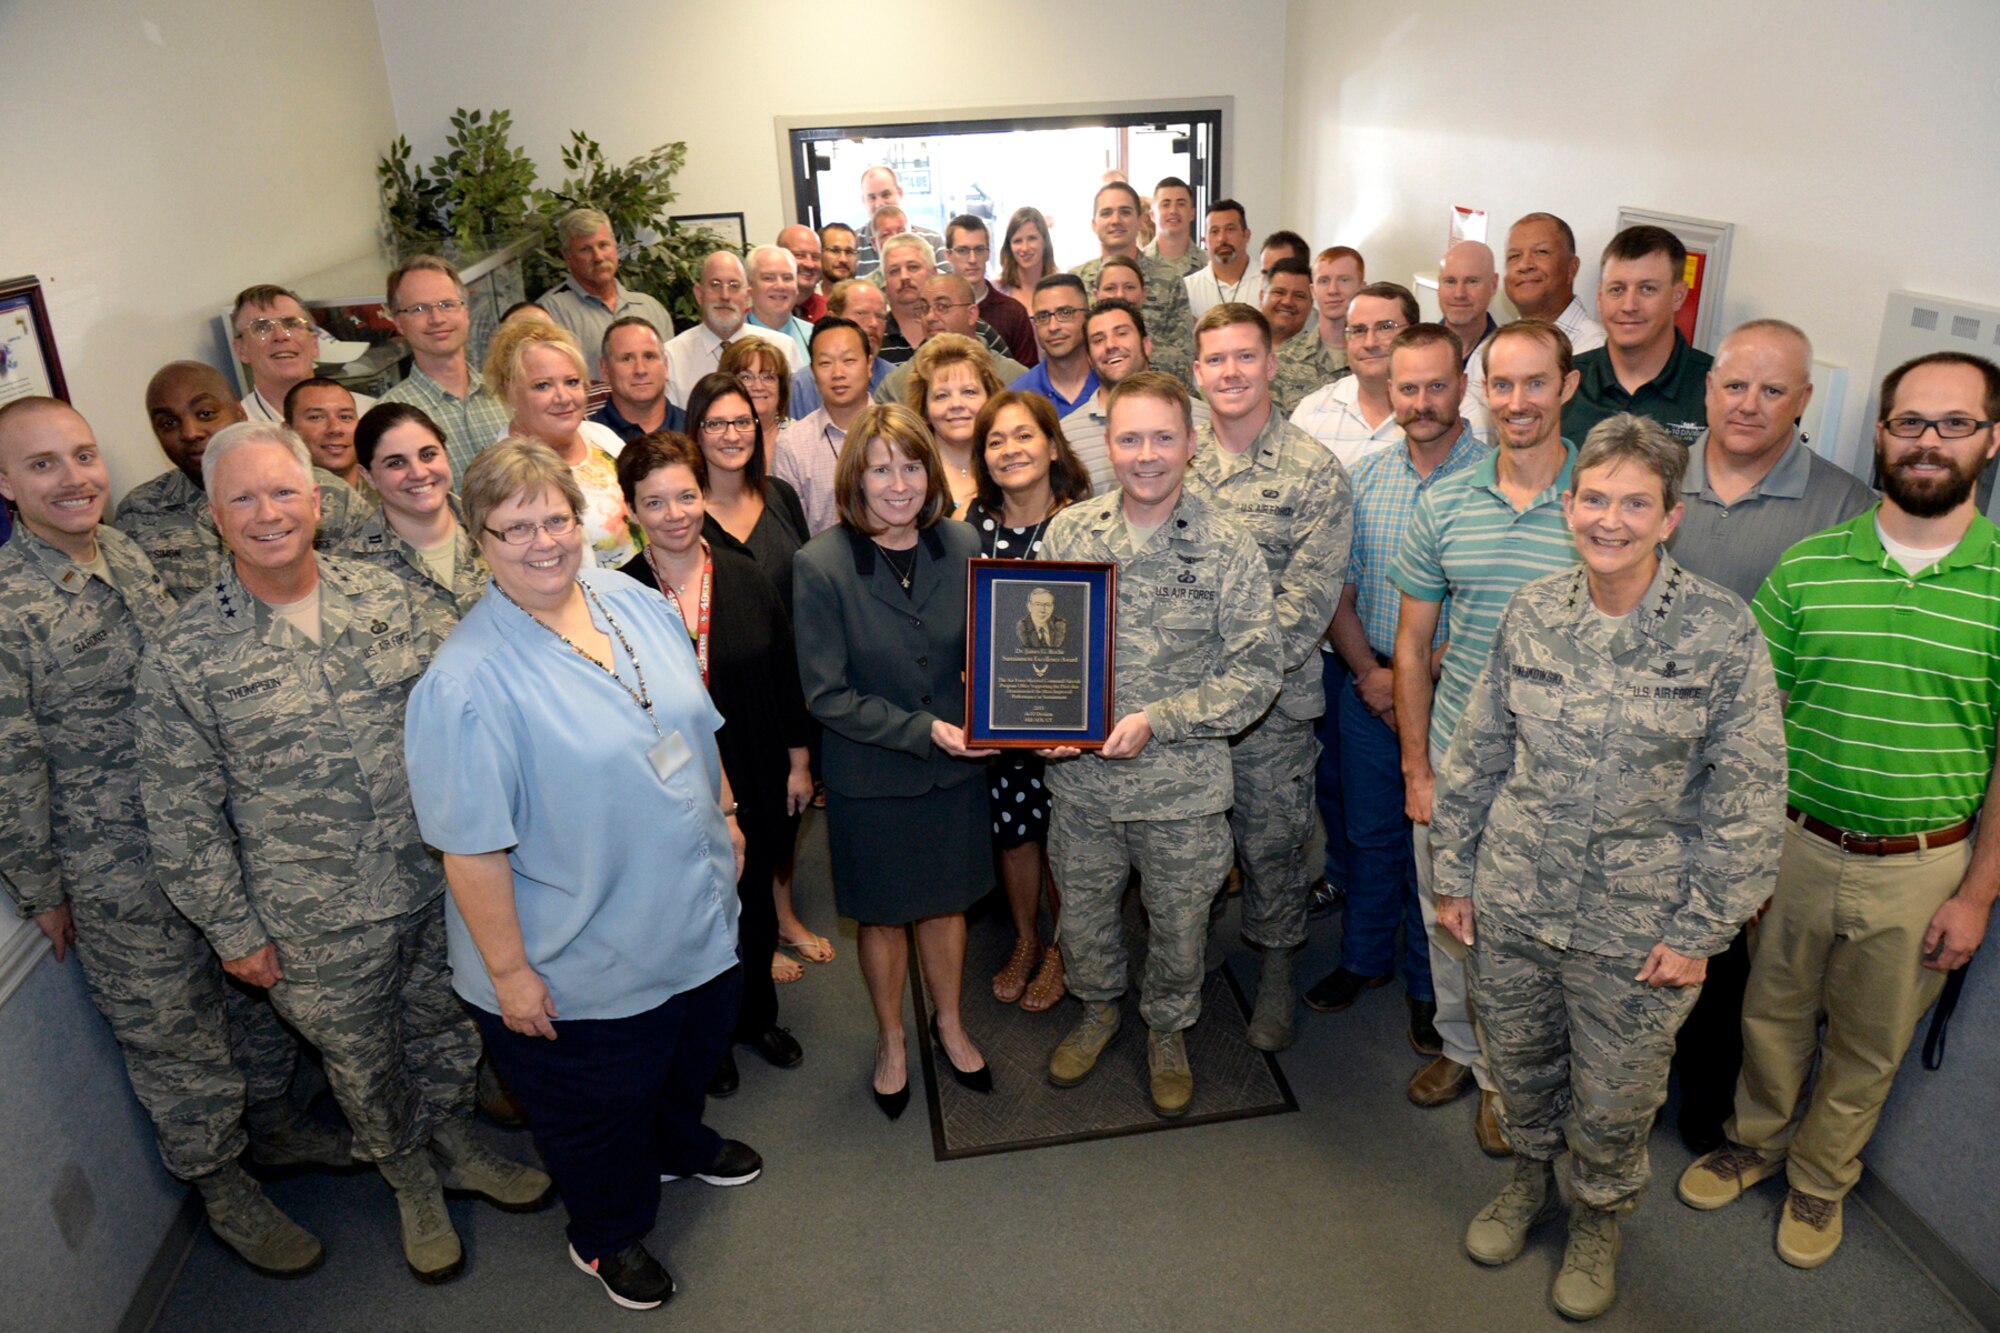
[1553,295,1607,355]
[1184,264,1258,322]
[1290,375,1403,470]
[664,321,802,409]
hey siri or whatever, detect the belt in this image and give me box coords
[1786,805,1974,857]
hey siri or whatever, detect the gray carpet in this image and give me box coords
[147,811,1977,1332]
[912,897,1295,1159]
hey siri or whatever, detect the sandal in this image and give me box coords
[991,937,1039,1004]
[772,951,804,984]
[778,928,836,964]
[1020,946,1067,1012]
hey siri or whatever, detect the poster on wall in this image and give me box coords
[0,276,69,409]
[1614,208,1733,353]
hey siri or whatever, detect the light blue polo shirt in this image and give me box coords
[406,567,738,1020]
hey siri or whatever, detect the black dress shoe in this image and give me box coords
[740,1025,804,1069]
[931,1016,993,1093]
[872,1080,910,1120]
[662,1138,762,1186]
[1303,966,1391,1013]
[707,1050,739,1098]
[1407,998,1443,1056]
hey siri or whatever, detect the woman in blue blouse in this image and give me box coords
[405,439,757,1313]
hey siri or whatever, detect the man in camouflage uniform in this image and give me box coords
[135,423,549,1284]
[1071,182,1196,392]
[116,361,367,599]
[1263,257,1347,416]
[1187,303,1352,1052]
[1042,371,1280,1118]
[0,398,351,1276]
[1429,415,1784,1320]
[1091,257,1193,388]
[1140,176,1207,282]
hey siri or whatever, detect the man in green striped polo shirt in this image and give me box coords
[1679,351,2000,1270]
[1391,318,1581,1154]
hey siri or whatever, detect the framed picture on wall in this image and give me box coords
[1615,208,1734,353]
[668,212,748,253]
[0,275,69,408]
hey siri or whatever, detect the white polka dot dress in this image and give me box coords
[971,500,1053,849]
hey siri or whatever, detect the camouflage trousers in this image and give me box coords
[1468,920,1699,1212]
[1225,707,1320,950]
[267,897,479,1161]
[70,881,266,1179]
[1051,801,1233,1033]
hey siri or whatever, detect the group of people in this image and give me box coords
[1,161,1993,1320]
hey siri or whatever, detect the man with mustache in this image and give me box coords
[876,234,944,366]
[1681,351,2000,1271]
[1186,199,1257,322]
[663,251,798,409]
[538,208,674,381]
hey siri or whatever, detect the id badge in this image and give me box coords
[647,729,694,783]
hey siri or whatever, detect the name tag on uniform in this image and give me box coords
[648,729,694,783]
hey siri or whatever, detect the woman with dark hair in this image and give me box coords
[964,390,1092,1011]
[793,404,996,1117]
[719,337,791,443]
[614,432,812,1094]
[997,207,1056,321]
[344,403,488,642]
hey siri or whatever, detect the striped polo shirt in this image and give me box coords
[1751,509,2000,835]
[1348,426,1491,656]
[1392,441,1579,754]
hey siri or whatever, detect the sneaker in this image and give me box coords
[377,1149,463,1283]
[1551,1206,1621,1320]
[194,1162,324,1277]
[1407,1055,1473,1107]
[1407,998,1442,1056]
[1677,1143,1784,1210]
[1465,1157,1559,1266]
[570,1241,675,1310]
[1776,1189,1843,1268]
[1147,1028,1194,1118]
[1049,1002,1122,1087]
[1303,966,1390,1013]
[1306,877,1344,920]
[661,1139,762,1187]
[430,1117,554,1212]
[1244,949,1296,1052]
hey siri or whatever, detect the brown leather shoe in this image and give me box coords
[1476,1089,1513,1157]
[1407,1055,1473,1107]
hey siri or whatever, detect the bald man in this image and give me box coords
[878,274,1028,405]
[116,361,368,599]
[1438,242,1501,378]
[777,224,828,321]
[851,166,946,280]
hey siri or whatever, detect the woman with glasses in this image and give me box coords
[793,404,997,1118]
[484,320,637,568]
[406,438,756,1312]
[997,207,1056,322]
[903,334,1005,519]
[964,390,1093,1012]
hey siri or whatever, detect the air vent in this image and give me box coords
[1953,316,1981,340]
[1911,307,1939,331]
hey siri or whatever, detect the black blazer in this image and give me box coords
[792,519,983,799]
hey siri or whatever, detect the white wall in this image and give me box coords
[2,1,395,498]
[1281,0,2000,465]
[371,0,1290,268]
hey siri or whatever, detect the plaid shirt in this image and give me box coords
[377,366,514,491]
[1348,426,1490,656]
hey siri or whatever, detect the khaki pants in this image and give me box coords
[1728,820,1965,1200]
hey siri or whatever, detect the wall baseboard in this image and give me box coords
[118,1189,200,1333]
[1854,1174,2000,1331]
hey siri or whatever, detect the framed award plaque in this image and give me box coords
[964,559,1116,749]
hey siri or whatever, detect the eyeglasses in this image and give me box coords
[913,299,971,316]
[1345,319,1407,340]
[700,416,757,437]
[393,299,467,318]
[735,372,779,387]
[239,316,316,341]
[483,514,578,545]
[948,245,990,260]
[1031,306,1085,327]
[1883,415,1995,440]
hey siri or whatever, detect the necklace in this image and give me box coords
[876,541,919,590]
[500,580,660,734]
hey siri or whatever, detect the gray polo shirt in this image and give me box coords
[537,277,675,378]
[1666,432,1876,603]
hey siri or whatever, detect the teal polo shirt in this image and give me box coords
[1562,333,1713,446]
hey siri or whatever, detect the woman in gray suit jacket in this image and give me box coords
[793,404,997,1118]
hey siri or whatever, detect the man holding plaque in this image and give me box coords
[1040,371,1280,1119]
[1185,303,1352,1053]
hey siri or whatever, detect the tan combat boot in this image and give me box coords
[1551,1205,1621,1320]
[430,1116,553,1212]
[1465,1156,1559,1265]
[377,1147,463,1283]
[1147,1028,1193,1118]
[245,1096,354,1173]
[1049,1002,1121,1087]
[194,1161,324,1277]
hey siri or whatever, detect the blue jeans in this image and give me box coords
[1313,651,1352,889]
[1336,682,1433,1000]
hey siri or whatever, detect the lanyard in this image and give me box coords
[501,579,659,735]
[649,541,714,687]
